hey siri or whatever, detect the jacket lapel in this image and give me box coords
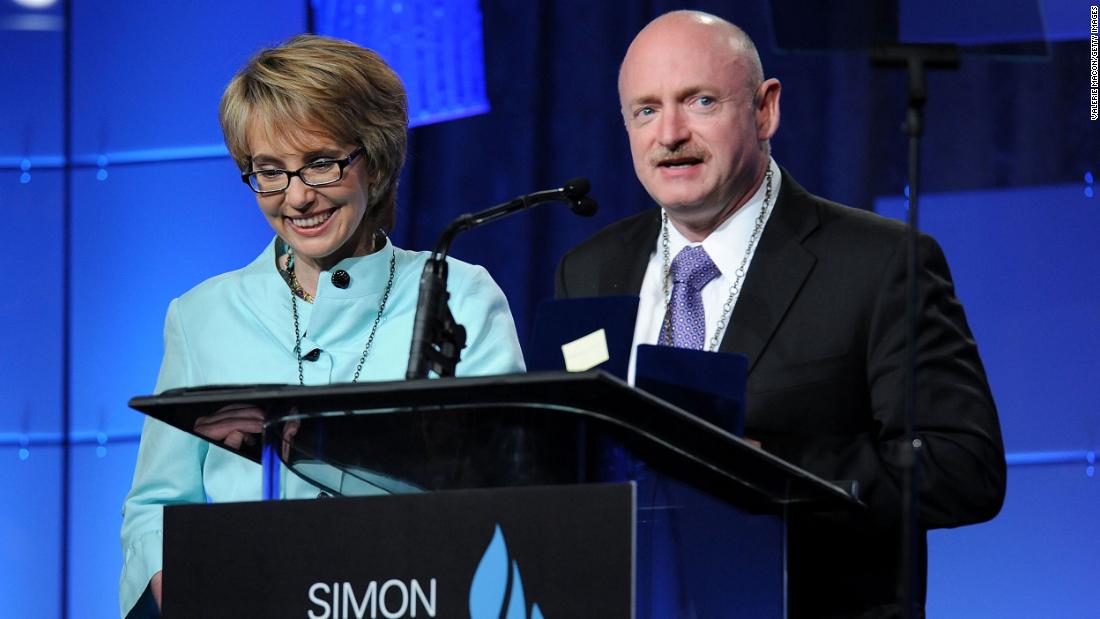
[719,172,820,374]
[597,209,661,296]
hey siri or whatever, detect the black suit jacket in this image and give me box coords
[555,171,1006,618]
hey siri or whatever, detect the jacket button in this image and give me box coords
[331,270,351,289]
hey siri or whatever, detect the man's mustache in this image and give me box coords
[649,145,707,166]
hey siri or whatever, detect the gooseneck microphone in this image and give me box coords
[430,177,597,259]
[406,179,598,380]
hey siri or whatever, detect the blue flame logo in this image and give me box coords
[469,525,544,619]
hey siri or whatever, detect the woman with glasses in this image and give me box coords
[119,35,524,617]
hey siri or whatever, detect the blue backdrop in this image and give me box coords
[1,0,1096,617]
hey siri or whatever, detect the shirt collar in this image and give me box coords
[662,158,782,279]
[274,235,398,299]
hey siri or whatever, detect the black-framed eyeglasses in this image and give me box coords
[241,146,364,194]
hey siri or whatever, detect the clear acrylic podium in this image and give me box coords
[130,370,861,618]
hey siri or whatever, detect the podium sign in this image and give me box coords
[163,483,634,618]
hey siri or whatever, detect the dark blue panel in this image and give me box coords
[900,0,1044,44]
[927,463,1099,617]
[70,159,272,435]
[875,184,1100,453]
[901,0,1090,43]
[68,441,139,619]
[635,476,784,618]
[69,1,307,159]
[313,0,490,126]
[0,169,63,434]
[1041,0,1098,41]
[0,445,62,618]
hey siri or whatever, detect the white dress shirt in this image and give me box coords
[628,159,782,384]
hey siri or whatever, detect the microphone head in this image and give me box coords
[570,196,598,217]
[562,177,591,201]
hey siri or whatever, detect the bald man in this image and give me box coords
[555,11,1005,618]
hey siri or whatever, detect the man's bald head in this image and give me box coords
[619,10,765,104]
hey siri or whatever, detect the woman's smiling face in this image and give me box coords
[246,125,374,266]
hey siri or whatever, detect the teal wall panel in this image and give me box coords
[876,184,1098,617]
[68,441,141,618]
[69,160,271,436]
[876,185,1100,453]
[70,2,307,159]
[0,169,64,434]
[2,1,307,616]
[0,445,62,618]
[927,463,1099,617]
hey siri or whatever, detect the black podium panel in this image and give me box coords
[163,484,633,619]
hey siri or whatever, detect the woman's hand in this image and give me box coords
[281,418,301,461]
[151,571,163,609]
[194,404,264,449]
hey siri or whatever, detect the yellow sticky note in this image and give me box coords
[561,329,610,372]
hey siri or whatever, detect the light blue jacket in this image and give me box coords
[119,238,525,615]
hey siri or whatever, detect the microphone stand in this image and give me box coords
[406,179,597,379]
[870,43,960,619]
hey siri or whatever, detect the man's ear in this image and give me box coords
[755,78,781,141]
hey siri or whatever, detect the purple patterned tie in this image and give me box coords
[662,245,721,349]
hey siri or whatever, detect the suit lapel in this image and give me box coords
[597,209,661,296]
[719,172,820,374]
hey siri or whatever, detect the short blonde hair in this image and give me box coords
[219,34,408,231]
